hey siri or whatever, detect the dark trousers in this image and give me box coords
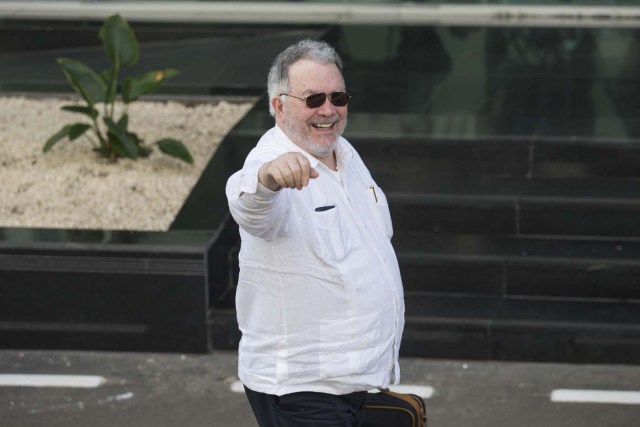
[244,385,368,427]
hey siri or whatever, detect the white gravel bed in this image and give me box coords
[0,95,254,231]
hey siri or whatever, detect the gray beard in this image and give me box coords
[300,135,338,158]
[284,119,346,159]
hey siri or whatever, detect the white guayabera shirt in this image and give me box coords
[226,125,405,396]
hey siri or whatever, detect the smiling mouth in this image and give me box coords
[311,123,334,129]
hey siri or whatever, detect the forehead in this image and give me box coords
[288,59,344,94]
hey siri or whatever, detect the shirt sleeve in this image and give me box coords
[225,159,293,241]
[227,159,264,198]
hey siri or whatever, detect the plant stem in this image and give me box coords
[109,65,119,119]
[91,116,109,155]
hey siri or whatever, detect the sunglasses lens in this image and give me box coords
[330,92,350,107]
[301,92,350,108]
[305,93,327,108]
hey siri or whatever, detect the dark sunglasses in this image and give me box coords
[280,91,351,108]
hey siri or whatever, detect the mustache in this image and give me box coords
[308,115,341,125]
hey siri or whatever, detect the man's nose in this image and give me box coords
[316,97,337,115]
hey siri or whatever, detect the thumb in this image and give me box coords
[310,167,320,179]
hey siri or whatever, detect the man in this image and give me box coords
[226,39,405,427]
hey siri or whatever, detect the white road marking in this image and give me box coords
[107,392,134,402]
[229,380,434,399]
[551,389,640,405]
[27,391,134,414]
[0,374,106,388]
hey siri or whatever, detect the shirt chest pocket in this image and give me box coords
[311,206,352,262]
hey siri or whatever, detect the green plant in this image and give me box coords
[43,14,193,164]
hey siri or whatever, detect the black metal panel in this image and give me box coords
[506,264,640,301]
[401,295,498,360]
[400,321,492,360]
[398,295,640,364]
[398,257,504,297]
[0,243,210,352]
[491,299,640,363]
[389,199,516,235]
[208,309,241,351]
[533,141,640,180]
[519,203,640,238]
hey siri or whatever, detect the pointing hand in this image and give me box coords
[258,152,319,191]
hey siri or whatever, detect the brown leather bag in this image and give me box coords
[363,389,427,427]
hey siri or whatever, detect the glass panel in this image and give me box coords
[330,25,640,141]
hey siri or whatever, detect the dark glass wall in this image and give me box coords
[322,25,640,143]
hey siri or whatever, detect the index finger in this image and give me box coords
[295,154,313,189]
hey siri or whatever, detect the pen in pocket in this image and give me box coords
[369,185,379,203]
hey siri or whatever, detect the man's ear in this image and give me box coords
[272,96,284,117]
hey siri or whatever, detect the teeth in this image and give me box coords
[313,123,332,128]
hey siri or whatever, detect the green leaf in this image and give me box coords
[104,117,138,159]
[103,116,117,132]
[43,125,72,152]
[122,69,178,103]
[61,105,98,119]
[68,123,91,140]
[138,145,152,158]
[100,69,113,84]
[107,131,130,158]
[58,58,108,106]
[100,69,117,104]
[99,14,139,70]
[126,131,151,157]
[157,138,193,164]
[43,123,92,153]
[116,113,129,133]
[107,131,138,159]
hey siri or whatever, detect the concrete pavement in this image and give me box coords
[2,350,640,426]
